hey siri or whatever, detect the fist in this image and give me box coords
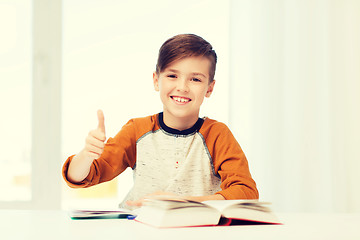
[83,110,106,160]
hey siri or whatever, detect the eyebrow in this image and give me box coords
[166,69,208,78]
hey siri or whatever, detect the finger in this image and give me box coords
[85,142,104,155]
[126,200,144,207]
[86,151,101,160]
[86,134,105,148]
[97,109,106,135]
[89,129,106,142]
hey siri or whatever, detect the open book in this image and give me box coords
[135,197,281,228]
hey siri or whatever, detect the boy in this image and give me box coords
[62,34,258,209]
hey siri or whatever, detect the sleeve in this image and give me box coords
[206,122,259,200]
[62,119,137,188]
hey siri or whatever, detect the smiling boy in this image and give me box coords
[62,34,258,209]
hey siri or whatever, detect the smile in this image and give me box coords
[171,96,191,103]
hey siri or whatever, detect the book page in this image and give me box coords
[203,200,271,212]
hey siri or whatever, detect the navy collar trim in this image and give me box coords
[158,112,204,136]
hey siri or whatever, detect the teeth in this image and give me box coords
[173,97,190,103]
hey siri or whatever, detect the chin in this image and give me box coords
[169,109,198,119]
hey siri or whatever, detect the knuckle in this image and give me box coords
[88,129,97,137]
[85,134,92,142]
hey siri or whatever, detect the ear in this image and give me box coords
[153,72,159,91]
[205,80,215,98]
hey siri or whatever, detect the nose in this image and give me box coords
[176,78,189,92]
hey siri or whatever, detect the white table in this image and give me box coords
[1,210,359,240]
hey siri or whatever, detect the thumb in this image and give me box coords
[97,109,106,135]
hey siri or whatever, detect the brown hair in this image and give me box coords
[156,34,217,83]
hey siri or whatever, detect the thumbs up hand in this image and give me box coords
[83,110,107,160]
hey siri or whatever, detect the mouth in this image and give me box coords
[171,96,191,104]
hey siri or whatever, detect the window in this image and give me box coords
[0,0,62,209]
[0,0,32,202]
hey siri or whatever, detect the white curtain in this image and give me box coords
[229,0,360,213]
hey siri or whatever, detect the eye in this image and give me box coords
[191,77,201,82]
[167,74,177,78]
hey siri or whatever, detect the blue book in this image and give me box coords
[69,209,136,220]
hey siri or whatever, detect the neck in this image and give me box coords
[162,111,199,131]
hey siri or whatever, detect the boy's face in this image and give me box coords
[153,56,215,129]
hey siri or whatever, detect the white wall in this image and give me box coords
[229,0,360,213]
